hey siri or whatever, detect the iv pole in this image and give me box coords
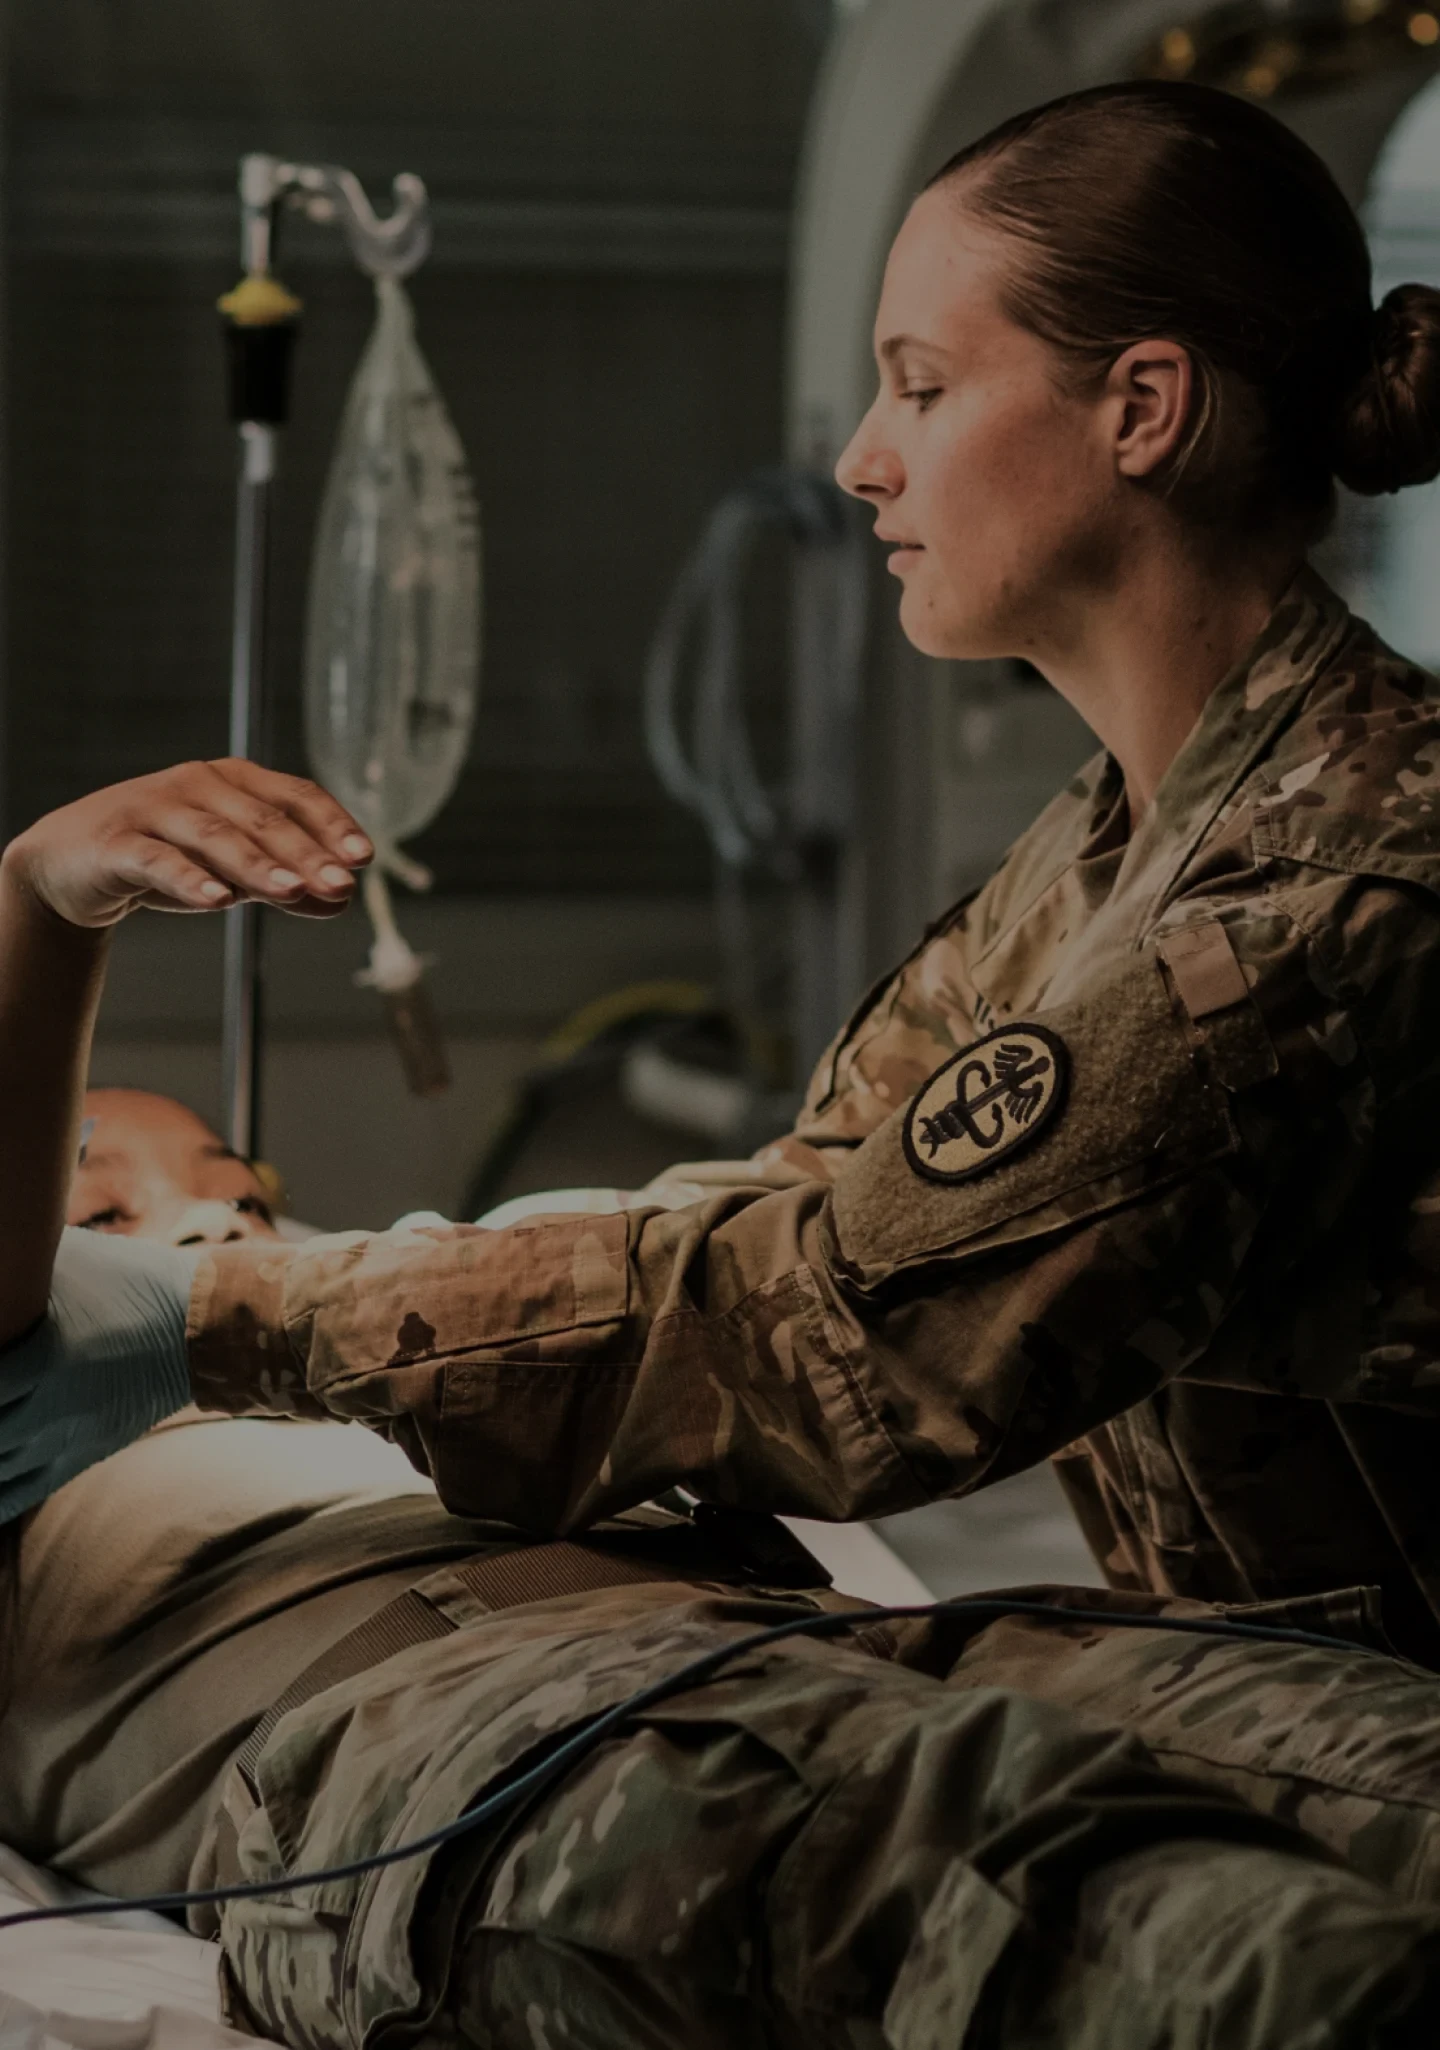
[217,156,299,1161]
[216,154,429,1160]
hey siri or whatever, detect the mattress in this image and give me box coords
[0,1845,280,2050]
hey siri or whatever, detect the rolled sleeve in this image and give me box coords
[184,946,1269,1531]
[185,879,1440,1535]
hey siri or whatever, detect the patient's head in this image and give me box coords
[70,1089,280,1246]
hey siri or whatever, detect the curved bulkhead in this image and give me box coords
[788,0,1440,979]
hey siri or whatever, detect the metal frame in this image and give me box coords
[219,153,430,1157]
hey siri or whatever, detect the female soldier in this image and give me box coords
[9,78,1440,2047]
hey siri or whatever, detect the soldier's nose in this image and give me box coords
[168,1200,248,1247]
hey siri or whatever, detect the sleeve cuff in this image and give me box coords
[186,1238,323,1417]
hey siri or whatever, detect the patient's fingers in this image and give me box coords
[148,762,371,903]
[133,809,309,902]
[124,808,354,910]
[166,805,345,904]
[3,761,373,931]
[122,831,357,920]
[208,759,373,866]
[104,832,239,912]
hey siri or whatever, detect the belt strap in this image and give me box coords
[234,1540,679,1796]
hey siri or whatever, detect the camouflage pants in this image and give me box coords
[942,1585,1440,1905]
[208,1578,1440,2050]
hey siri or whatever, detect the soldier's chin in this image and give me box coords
[897,584,991,662]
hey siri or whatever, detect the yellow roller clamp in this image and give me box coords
[218,272,303,326]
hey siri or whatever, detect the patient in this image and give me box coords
[3,1084,476,1902]
[70,1089,282,1246]
[6,763,1440,2049]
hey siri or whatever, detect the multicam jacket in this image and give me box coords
[189,567,1440,1662]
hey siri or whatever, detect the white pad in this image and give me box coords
[0,1846,280,2049]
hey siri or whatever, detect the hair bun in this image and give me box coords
[1331,283,1440,497]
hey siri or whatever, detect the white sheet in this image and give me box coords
[0,1847,279,2050]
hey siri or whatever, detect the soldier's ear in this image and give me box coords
[1107,340,1194,481]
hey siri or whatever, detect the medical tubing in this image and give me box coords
[642,468,857,877]
[0,1597,1384,1934]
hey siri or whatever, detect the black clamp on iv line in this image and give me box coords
[219,278,300,429]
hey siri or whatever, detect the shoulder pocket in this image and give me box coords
[830,950,1238,1284]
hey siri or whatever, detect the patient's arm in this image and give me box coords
[0,761,372,1344]
[0,874,110,1342]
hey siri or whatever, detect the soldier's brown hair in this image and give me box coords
[926,81,1440,539]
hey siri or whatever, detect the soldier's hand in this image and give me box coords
[1,759,373,929]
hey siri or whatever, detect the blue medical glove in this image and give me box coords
[0,1226,198,1523]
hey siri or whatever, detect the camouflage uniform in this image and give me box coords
[204,1576,1440,2050]
[183,567,1440,2042]
[190,568,1440,1657]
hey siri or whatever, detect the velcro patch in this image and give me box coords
[1156,919,1249,1021]
[903,1024,1069,1185]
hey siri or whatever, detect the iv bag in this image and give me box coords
[304,274,480,882]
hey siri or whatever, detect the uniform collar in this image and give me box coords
[1111,563,1352,909]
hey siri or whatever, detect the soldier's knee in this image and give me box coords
[968,1839,1440,2050]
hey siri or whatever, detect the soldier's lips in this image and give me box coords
[885,543,924,575]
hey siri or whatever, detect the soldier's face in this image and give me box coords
[836,185,1124,663]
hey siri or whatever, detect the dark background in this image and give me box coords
[6,0,827,889]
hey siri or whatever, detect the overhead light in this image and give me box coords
[1159,25,1199,68]
[1138,0,1440,97]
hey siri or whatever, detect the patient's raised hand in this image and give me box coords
[2,758,372,928]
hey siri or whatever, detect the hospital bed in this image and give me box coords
[0,1467,930,2050]
[0,1844,276,2048]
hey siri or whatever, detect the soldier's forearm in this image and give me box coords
[181,944,1268,1533]
[181,1174,1175,1537]
[187,1231,333,1422]
[188,1215,665,1520]
[183,1199,922,1528]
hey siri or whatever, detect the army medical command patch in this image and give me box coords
[903,1024,1069,1184]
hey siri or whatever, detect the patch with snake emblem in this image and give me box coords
[903,1024,1069,1183]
